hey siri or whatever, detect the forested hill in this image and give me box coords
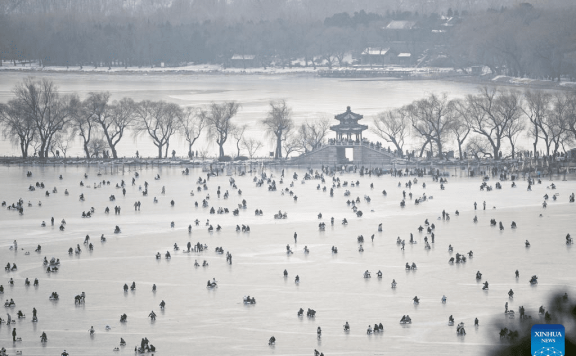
[1,0,576,81]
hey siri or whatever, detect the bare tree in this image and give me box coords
[465,135,493,160]
[496,91,524,159]
[503,115,525,159]
[522,90,551,157]
[52,132,72,158]
[448,100,471,160]
[296,117,331,153]
[88,137,107,158]
[241,137,263,159]
[71,93,99,158]
[283,132,301,158]
[205,101,241,158]
[371,109,408,157]
[133,100,182,158]
[564,92,576,142]
[231,124,247,158]
[405,93,455,160]
[261,99,293,159]
[548,92,574,157]
[461,87,520,160]
[96,97,137,159]
[13,77,75,158]
[177,107,206,158]
[198,148,210,160]
[0,100,36,158]
[525,93,571,158]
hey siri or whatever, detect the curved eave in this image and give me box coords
[330,125,368,132]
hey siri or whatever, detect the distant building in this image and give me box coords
[385,20,417,30]
[360,48,395,66]
[395,53,413,66]
[470,66,483,75]
[229,54,257,68]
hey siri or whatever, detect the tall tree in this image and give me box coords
[282,132,301,158]
[71,93,100,158]
[548,92,574,157]
[0,100,36,158]
[133,100,182,158]
[522,90,551,157]
[503,115,525,159]
[371,109,408,157]
[231,124,247,158]
[241,137,263,159]
[52,132,72,158]
[261,99,293,159]
[495,90,524,159]
[564,92,576,142]
[296,117,331,153]
[460,87,519,160]
[205,101,241,158]
[448,100,471,160]
[98,97,137,159]
[177,107,206,158]
[13,77,74,158]
[405,93,455,160]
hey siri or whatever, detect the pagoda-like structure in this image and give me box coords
[289,106,395,165]
[330,106,368,142]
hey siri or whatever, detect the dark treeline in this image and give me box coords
[1,1,576,80]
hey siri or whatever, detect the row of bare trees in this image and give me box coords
[372,88,576,160]
[0,78,336,160]
[3,78,575,161]
[0,78,214,159]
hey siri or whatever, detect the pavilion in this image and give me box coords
[290,106,395,166]
[330,106,368,142]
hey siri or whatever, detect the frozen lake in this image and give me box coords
[0,165,574,355]
[0,72,488,158]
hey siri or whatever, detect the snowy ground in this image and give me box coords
[0,60,455,77]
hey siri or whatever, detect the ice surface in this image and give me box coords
[0,165,574,355]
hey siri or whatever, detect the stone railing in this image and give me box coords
[326,140,397,155]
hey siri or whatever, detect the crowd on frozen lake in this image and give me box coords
[0,164,574,355]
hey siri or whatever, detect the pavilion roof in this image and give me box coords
[330,124,368,132]
[334,106,363,122]
[331,107,367,133]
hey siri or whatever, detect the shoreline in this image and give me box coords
[1,65,574,91]
[3,156,574,176]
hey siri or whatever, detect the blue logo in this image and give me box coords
[532,324,565,356]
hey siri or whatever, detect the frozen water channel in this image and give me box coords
[0,165,574,355]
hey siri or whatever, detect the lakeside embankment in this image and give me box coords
[3,156,575,180]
